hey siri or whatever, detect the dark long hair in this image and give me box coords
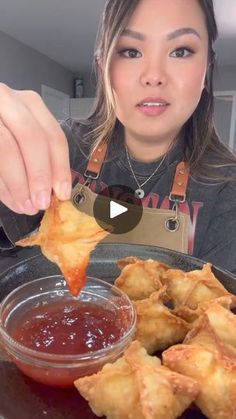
[81,0,236,180]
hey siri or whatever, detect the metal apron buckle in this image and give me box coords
[165,201,180,232]
[72,177,92,207]
[165,161,189,233]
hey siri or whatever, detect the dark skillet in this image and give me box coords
[0,243,235,419]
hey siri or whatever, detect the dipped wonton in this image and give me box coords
[134,288,189,354]
[16,194,110,296]
[161,263,230,309]
[163,303,236,419]
[75,340,200,419]
[115,256,169,301]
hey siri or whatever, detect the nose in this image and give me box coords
[140,61,167,87]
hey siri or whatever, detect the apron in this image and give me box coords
[72,143,190,253]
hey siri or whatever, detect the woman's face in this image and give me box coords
[109,0,209,144]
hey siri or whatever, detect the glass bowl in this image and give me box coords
[0,275,136,388]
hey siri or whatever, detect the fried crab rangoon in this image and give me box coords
[134,288,189,354]
[75,340,200,419]
[163,303,236,419]
[173,294,236,324]
[115,256,169,301]
[16,194,110,296]
[161,263,230,309]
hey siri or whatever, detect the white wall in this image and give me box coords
[214,65,236,91]
[213,66,236,151]
[0,30,75,96]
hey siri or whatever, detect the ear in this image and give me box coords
[95,50,105,71]
[202,63,211,91]
[96,57,104,71]
[201,78,206,92]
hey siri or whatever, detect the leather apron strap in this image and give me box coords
[84,143,108,179]
[169,161,189,203]
[72,144,190,253]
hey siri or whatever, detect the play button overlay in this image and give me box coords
[110,201,128,219]
[93,185,143,234]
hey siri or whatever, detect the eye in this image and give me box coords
[117,48,142,59]
[170,47,194,58]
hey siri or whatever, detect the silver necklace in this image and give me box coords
[125,145,166,198]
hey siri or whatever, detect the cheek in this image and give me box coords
[178,65,206,97]
[110,63,136,97]
[176,65,207,116]
[175,66,206,120]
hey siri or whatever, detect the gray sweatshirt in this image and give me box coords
[0,119,236,274]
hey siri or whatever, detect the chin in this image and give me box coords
[129,126,172,142]
[134,133,170,144]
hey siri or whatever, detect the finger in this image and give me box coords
[0,89,53,210]
[15,90,72,200]
[0,120,38,215]
[0,176,24,213]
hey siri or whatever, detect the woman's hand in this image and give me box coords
[0,83,72,215]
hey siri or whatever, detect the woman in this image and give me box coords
[0,0,236,273]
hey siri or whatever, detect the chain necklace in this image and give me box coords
[125,145,166,198]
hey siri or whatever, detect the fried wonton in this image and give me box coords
[134,288,189,354]
[75,340,200,419]
[186,302,236,351]
[173,294,236,324]
[161,263,230,310]
[16,194,110,296]
[163,304,236,419]
[115,257,169,301]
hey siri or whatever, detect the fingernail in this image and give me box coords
[56,181,71,200]
[11,204,24,214]
[22,199,38,215]
[34,191,51,210]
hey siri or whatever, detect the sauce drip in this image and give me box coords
[11,300,123,355]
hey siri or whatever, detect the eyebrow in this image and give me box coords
[167,27,201,40]
[121,27,201,41]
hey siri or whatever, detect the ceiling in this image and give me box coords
[0,0,235,74]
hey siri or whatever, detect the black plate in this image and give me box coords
[0,243,235,419]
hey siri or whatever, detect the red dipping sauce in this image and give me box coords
[12,300,123,355]
[0,276,136,388]
[5,298,132,388]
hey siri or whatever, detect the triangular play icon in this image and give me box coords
[110,201,128,219]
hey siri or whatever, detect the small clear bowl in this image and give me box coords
[0,276,136,388]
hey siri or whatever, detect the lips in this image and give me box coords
[136,97,170,117]
[137,97,170,107]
